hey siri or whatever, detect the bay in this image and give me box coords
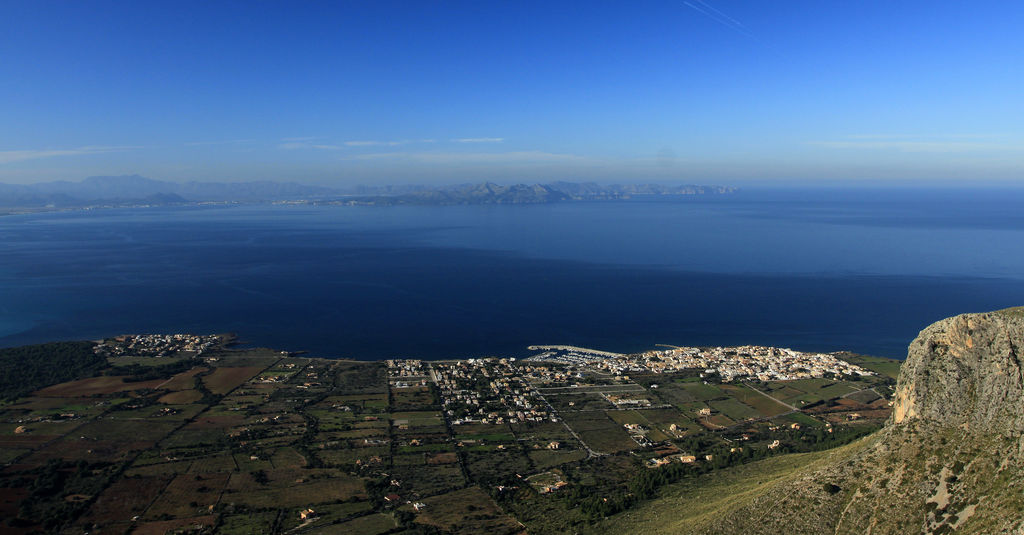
[2,187,1023,359]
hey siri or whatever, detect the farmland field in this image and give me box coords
[408,486,523,535]
[310,513,396,535]
[218,511,278,534]
[770,379,864,406]
[578,428,638,453]
[676,381,724,401]
[223,472,366,508]
[158,389,205,404]
[132,515,217,535]
[708,399,760,422]
[77,476,170,527]
[0,338,894,534]
[159,366,210,390]
[529,448,588,469]
[837,353,903,380]
[719,384,791,417]
[202,366,267,394]
[34,376,167,397]
[144,472,230,519]
[545,392,615,411]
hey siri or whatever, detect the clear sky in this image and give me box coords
[1,1,1022,186]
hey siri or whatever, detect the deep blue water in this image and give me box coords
[2,188,1024,360]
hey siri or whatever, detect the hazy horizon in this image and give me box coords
[5,173,1024,192]
[2,1,1022,186]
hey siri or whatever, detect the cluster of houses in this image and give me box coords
[428,358,555,425]
[96,333,222,358]
[585,345,874,382]
[606,393,653,407]
[386,359,427,377]
[515,364,586,386]
[9,409,84,434]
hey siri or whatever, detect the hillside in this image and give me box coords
[589,439,875,534]
[597,308,1024,534]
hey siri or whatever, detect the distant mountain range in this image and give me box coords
[332,181,737,206]
[0,175,736,210]
[0,175,338,208]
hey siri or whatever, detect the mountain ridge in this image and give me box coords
[0,175,736,209]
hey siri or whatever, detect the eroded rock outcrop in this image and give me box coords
[893,310,1024,433]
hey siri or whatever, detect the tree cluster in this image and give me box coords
[0,341,104,400]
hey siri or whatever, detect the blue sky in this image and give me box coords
[1,1,1022,186]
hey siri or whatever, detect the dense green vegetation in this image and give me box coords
[108,356,199,382]
[6,459,121,531]
[0,341,103,400]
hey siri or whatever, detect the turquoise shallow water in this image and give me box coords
[2,188,1024,359]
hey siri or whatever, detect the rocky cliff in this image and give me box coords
[693,309,1024,534]
[893,309,1024,433]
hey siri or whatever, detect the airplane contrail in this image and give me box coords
[684,0,754,38]
[683,0,778,53]
[694,0,746,28]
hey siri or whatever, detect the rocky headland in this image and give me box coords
[686,307,1024,534]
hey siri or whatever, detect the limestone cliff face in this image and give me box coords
[691,309,1024,535]
[893,311,1024,433]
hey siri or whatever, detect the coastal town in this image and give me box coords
[1,334,897,534]
[394,358,557,425]
[525,344,875,382]
[94,333,226,358]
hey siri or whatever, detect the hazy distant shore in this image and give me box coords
[0,175,736,213]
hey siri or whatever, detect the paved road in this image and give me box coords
[741,380,822,424]
[742,380,799,411]
[530,389,605,458]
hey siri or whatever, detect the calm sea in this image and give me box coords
[2,187,1024,360]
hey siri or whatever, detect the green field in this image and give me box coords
[529,448,588,469]
[778,411,822,427]
[405,486,524,535]
[709,398,760,422]
[546,392,616,411]
[309,513,396,535]
[719,384,791,417]
[677,380,724,401]
[217,512,279,535]
[836,354,903,380]
[766,378,864,406]
[605,410,670,441]
[390,410,443,426]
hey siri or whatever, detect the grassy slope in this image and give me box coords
[997,305,1024,318]
[835,353,902,380]
[589,437,875,535]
